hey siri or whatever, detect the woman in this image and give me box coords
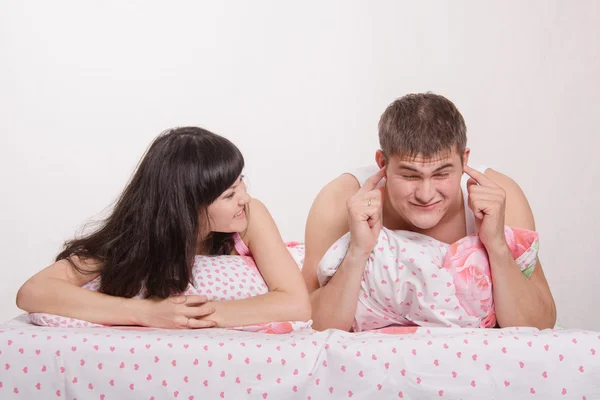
[16,127,310,329]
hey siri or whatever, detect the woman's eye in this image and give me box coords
[226,192,235,199]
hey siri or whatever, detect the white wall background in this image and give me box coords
[1,1,598,330]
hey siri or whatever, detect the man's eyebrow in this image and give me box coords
[397,164,419,172]
[397,163,454,173]
[433,163,454,172]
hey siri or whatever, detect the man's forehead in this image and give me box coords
[391,151,461,168]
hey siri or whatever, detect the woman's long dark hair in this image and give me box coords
[56,127,245,298]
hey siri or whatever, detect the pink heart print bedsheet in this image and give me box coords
[29,244,311,334]
[1,317,598,399]
[318,226,539,331]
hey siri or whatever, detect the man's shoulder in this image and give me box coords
[484,168,522,194]
[318,173,361,202]
[331,173,362,191]
[484,168,535,227]
[309,174,360,219]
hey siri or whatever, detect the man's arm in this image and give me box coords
[303,170,385,331]
[471,168,557,329]
[303,175,363,331]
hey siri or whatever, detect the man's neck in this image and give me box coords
[382,188,467,244]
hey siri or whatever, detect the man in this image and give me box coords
[303,93,556,331]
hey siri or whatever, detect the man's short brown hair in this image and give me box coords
[378,93,467,162]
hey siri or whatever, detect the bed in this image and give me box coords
[1,314,598,399]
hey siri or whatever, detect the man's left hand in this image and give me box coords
[464,165,508,251]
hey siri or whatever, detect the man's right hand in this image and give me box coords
[135,295,217,329]
[345,167,386,258]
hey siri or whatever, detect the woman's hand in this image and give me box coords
[136,295,217,329]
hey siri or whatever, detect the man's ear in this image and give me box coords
[376,150,387,170]
[462,148,471,168]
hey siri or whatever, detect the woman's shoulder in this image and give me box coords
[246,197,271,222]
[240,197,274,245]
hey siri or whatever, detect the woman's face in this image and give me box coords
[206,175,250,233]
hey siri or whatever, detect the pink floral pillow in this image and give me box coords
[318,226,539,330]
[443,227,539,327]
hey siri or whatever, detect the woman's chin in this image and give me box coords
[226,219,248,233]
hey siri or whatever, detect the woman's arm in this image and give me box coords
[202,198,311,327]
[16,197,310,329]
[16,257,216,329]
